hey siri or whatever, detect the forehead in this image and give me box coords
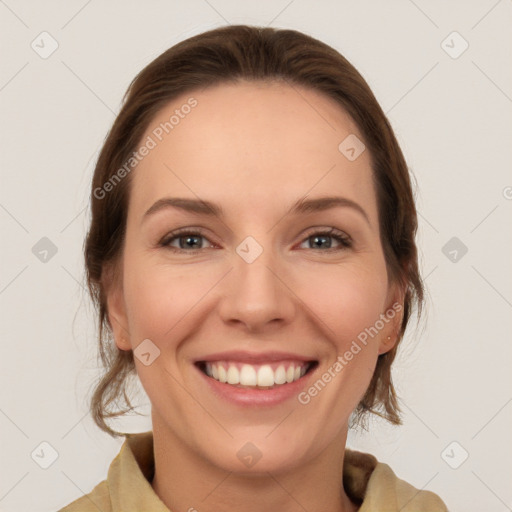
[128,80,377,225]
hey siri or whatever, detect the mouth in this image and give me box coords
[195,359,319,390]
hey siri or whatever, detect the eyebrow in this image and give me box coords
[142,195,370,225]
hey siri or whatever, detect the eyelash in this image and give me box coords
[158,227,352,253]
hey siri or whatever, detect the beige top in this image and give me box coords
[58,431,448,511]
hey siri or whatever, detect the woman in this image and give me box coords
[59,25,447,511]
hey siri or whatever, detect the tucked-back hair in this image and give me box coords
[85,24,424,438]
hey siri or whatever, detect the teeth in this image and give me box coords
[257,365,274,387]
[274,365,286,385]
[240,364,257,385]
[203,361,309,388]
[227,365,239,384]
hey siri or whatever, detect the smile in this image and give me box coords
[197,360,317,390]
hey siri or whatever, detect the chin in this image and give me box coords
[199,434,314,475]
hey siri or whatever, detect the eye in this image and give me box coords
[298,228,352,251]
[159,228,215,252]
[159,227,352,253]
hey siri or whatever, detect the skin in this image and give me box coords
[106,80,404,512]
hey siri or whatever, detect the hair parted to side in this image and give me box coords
[85,24,424,438]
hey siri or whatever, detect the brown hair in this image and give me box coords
[85,24,424,438]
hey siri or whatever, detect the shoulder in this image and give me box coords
[57,479,111,512]
[344,449,448,511]
[378,462,448,512]
[57,431,155,512]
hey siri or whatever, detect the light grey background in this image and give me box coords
[1,1,511,511]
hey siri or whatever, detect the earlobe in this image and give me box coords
[378,283,405,355]
[108,310,132,351]
[378,334,398,355]
[104,270,131,351]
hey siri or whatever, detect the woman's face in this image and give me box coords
[107,81,402,473]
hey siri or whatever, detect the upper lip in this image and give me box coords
[195,350,317,364]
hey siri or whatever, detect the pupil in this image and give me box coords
[311,235,331,248]
[181,236,201,249]
[178,235,334,250]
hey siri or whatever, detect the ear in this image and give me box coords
[103,262,131,351]
[377,280,406,356]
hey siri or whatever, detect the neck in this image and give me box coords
[150,415,359,512]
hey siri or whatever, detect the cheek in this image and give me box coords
[123,254,215,339]
[299,262,388,343]
[122,237,389,348]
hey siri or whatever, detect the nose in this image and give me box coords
[217,242,296,332]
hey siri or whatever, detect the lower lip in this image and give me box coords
[196,364,317,406]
